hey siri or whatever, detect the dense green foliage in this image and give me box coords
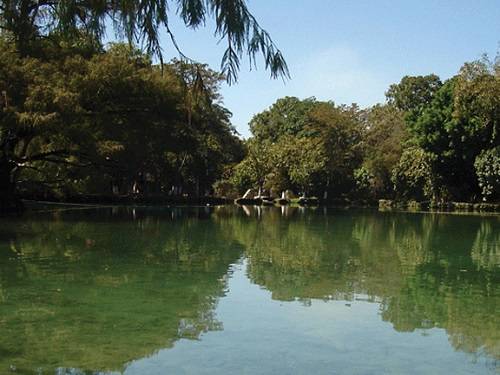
[0,0,498,208]
[221,55,499,203]
[386,74,442,119]
[228,97,364,198]
[0,0,292,211]
[0,39,243,209]
[362,104,407,197]
[391,147,438,201]
[475,146,500,201]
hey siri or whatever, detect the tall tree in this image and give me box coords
[249,96,317,142]
[386,74,442,122]
[362,104,408,197]
[407,56,499,200]
[305,102,364,198]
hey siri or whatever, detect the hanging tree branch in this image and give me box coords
[0,0,289,83]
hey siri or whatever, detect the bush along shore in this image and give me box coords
[379,199,500,213]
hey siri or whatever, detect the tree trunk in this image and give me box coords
[0,161,22,214]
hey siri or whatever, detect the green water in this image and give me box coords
[0,206,498,374]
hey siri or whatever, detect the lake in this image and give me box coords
[0,206,498,374]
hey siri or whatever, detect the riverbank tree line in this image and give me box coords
[2,37,499,208]
[218,57,499,203]
[0,38,245,209]
[0,1,498,209]
[0,0,289,212]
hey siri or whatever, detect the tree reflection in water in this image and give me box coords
[0,206,498,373]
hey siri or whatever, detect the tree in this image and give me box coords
[391,146,438,201]
[0,40,243,210]
[249,96,317,142]
[230,138,271,194]
[268,135,325,196]
[0,39,103,210]
[386,74,442,118]
[232,98,364,198]
[362,104,407,197]
[0,0,287,211]
[234,97,321,195]
[305,102,364,198]
[0,0,289,83]
[453,55,499,151]
[405,57,499,200]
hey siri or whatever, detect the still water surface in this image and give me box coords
[0,206,499,374]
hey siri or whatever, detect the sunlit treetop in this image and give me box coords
[0,0,289,83]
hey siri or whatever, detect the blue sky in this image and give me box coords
[160,1,500,138]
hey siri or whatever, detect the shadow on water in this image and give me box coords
[0,206,498,373]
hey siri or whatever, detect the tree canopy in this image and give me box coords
[1,5,499,210]
[0,39,244,210]
[228,98,364,198]
[219,54,499,203]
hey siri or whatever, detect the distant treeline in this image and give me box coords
[218,60,499,203]
[1,34,499,210]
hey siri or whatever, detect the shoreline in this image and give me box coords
[379,199,500,213]
[16,197,500,215]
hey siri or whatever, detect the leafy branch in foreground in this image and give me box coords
[0,0,289,83]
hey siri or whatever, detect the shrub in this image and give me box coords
[474,146,500,201]
[391,147,438,201]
